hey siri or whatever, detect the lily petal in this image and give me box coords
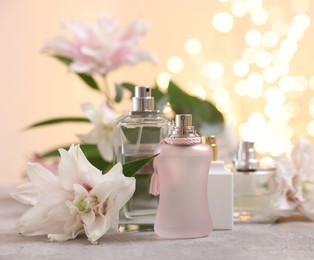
[80,103,97,123]
[121,19,148,42]
[63,215,82,237]
[17,194,68,236]
[26,162,60,192]
[97,138,114,162]
[10,182,38,205]
[48,215,82,242]
[90,180,114,205]
[84,215,110,244]
[291,137,314,181]
[48,233,76,242]
[104,163,136,212]
[109,176,136,213]
[76,129,99,144]
[105,163,123,179]
[47,204,72,222]
[63,21,89,42]
[71,145,104,185]
[81,210,96,226]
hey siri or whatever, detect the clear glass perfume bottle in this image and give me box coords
[115,86,173,221]
[232,141,278,223]
[153,114,213,238]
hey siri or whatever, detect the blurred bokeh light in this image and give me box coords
[164,0,314,156]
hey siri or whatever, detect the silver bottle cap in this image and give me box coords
[173,114,196,135]
[132,86,155,111]
[165,114,200,144]
[233,141,259,171]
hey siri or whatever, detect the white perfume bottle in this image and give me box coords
[232,141,278,223]
[115,86,173,221]
[202,136,233,230]
[153,114,213,238]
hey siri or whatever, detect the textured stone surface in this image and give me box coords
[1,187,314,260]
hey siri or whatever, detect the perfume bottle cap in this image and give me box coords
[233,141,259,171]
[132,86,155,111]
[202,136,218,161]
[165,114,200,144]
[175,114,192,127]
[174,114,195,135]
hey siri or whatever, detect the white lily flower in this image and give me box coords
[77,102,118,162]
[11,144,135,244]
[273,137,314,220]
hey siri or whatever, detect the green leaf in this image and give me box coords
[167,80,224,134]
[119,82,136,98]
[155,95,169,112]
[122,154,159,177]
[26,117,89,129]
[77,73,100,91]
[41,144,112,172]
[114,82,137,103]
[41,147,63,158]
[151,86,169,111]
[114,82,136,103]
[151,86,165,101]
[114,83,124,102]
[54,55,72,65]
[53,55,100,91]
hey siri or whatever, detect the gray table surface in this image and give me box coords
[1,186,314,260]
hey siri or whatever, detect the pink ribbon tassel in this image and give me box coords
[149,172,160,196]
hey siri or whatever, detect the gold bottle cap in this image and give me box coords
[201,135,218,161]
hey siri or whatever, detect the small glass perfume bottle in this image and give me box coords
[202,136,233,230]
[232,141,278,223]
[153,114,213,238]
[115,86,173,221]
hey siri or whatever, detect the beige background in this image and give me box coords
[1,0,314,184]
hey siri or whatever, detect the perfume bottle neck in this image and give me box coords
[164,135,201,145]
[129,110,159,116]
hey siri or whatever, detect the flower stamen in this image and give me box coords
[76,200,90,212]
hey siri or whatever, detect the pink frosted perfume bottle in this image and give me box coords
[153,114,213,238]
